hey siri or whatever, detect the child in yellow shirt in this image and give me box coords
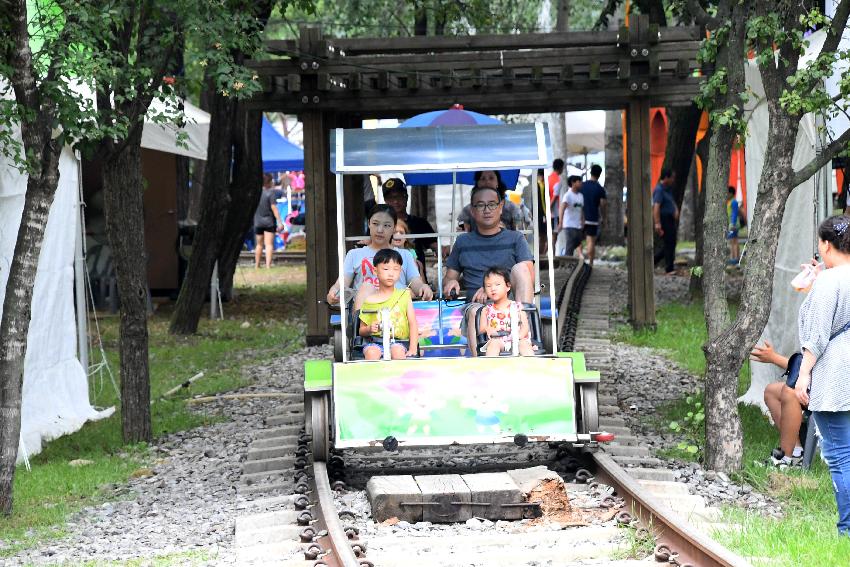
[359,249,419,360]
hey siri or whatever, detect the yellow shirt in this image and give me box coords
[359,289,412,340]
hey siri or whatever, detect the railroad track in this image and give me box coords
[233,260,750,566]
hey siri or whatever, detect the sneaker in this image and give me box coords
[769,450,802,470]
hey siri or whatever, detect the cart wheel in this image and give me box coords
[306,391,330,461]
[333,329,344,362]
[578,383,599,434]
[541,319,554,354]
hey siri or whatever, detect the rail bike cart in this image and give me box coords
[305,123,605,461]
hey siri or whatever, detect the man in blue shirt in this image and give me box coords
[652,168,679,275]
[444,186,534,354]
[580,164,607,265]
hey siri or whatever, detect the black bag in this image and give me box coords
[784,321,850,389]
[783,352,803,389]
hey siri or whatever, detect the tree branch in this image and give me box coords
[791,126,850,188]
[821,0,850,58]
[593,0,621,30]
[685,0,719,28]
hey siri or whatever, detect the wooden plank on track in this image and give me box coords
[366,475,423,523]
[460,472,525,521]
[415,474,472,523]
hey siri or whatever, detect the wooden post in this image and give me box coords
[626,97,655,328]
[303,110,337,344]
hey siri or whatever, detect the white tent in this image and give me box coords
[739,27,843,408]
[563,111,606,154]
[0,100,209,462]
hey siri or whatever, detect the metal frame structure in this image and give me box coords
[330,123,557,362]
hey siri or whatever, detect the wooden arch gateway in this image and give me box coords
[248,15,704,344]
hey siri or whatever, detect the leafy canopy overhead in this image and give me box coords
[270,0,602,39]
[695,2,850,145]
[0,0,274,169]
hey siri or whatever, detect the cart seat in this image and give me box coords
[474,302,546,356]
[347,300,470,359]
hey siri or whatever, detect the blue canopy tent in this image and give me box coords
[262,118,304,172]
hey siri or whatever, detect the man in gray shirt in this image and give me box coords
[443,186,534,354]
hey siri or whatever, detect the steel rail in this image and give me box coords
[310,461,363,567]
[591,452,751,567]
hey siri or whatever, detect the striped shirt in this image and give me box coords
[799,264,850,411]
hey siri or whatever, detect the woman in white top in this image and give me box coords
[327,204,433,308]
[795,215,850,535]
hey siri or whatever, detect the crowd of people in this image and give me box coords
[328,172,538,358]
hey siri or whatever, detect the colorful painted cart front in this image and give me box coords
[305,352,602,459]
[306,122,603,460]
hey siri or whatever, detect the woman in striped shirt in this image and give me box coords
[795,215,850,536]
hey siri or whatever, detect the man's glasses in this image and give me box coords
[471,201,500,212]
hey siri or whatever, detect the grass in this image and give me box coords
[612,296,850,566]
[0,263,307,557]
[613,523,656,560]
[79,549,216,566]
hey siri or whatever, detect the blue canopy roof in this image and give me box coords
[262,119,304,172]
[330,123,550,186]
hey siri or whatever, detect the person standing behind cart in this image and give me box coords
[652,168,679,275]
[580,165,607,265]
[327,204,433,309]
[254,173,284,269]
[443,186,534,356]
[726,186,741,265]
[457,170,526,231]
[558,175,584,258]
[381,178,444,270]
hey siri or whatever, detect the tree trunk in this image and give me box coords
[689,128,710,300]
[0,138,62,515]
[414,4,427,35]
[700,5,749,472]
[701,121,741,471]
[218,109,264,299]
[661,103,702,210]
[102,129,152,444]
[549,113,568,169]
[555,0,570,31]
[175,155,191,221]
[170,87,239,334]
[602,109,625,245]
[677,157,696,242]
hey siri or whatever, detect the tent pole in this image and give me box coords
[210,262,220,320]
[544,166,558,355]
[74,152,89,374]
[451,171,457,247]
[336,172,348,363]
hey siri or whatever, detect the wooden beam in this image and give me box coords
[250,42,702,76]
[303,110,336,344]
[271,26,701,56]
[244,78,703,114]
[626,97,656,328]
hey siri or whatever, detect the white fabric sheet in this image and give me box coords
[141,98,210,160]
[0,141,113,463]
[739,47,832,409]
